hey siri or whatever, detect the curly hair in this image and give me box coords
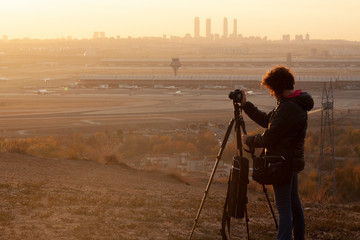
[261,66,295,96]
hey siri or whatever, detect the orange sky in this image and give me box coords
[0,0,359,41]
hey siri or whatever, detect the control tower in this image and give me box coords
[170,58,182,76]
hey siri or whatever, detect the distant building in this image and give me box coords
[83,49,97,56]
[232,19,238,38]
[212,165,230,179]
[206,18,212,39]
[93,32,99,39]
[145,155,180,169]
[223,17,228,39]
[287,52,292,67]
[2,35,8,41]
[305,33,310,41]
[92,31,106,39]
[310,48,317,56]
[187,158,205,172]
[194,17,200,38]
[144,152,213,173]
[282,34,290,42]
[184,33,192,40]
[204,156,231,178]
[295,34,304,41]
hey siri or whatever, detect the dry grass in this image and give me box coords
[0,156,359,240]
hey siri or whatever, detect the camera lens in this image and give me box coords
[229,89,242,102]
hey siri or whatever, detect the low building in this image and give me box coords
[187,158,205,172]
[143,153,231,178]
[145,155,180,169]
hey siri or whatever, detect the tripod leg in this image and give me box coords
[262,184,278,229]
[220,186,230,240]
[245,206,250,240]
[189,118,235,240]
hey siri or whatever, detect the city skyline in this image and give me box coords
[1,0,360,41]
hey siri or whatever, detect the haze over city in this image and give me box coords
[1,0,360,41]
[0,1,360,239]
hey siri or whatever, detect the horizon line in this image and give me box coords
[1,35,359,43]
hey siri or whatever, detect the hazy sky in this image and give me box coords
[0,0,359,41]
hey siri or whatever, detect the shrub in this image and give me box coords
[335,161,360,202]
[27,136,61,158]
[299,170,318,200]
[299,162,360,202]
[1,139,30,153]
[104,154,118,165]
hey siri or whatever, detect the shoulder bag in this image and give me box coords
[252,155,291,185]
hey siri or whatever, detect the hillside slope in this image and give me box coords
[0,153,359,239]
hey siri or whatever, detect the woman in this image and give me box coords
[241,66,314,240]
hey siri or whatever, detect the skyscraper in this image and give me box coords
[194,17,200,38]
[223,18,228,38]
[233,19,238,37]
[93,32,99,39]
[283,34,291,42]
[206,18,212,39]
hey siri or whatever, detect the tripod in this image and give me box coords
[189,98,278,240]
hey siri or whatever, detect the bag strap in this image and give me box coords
[220,181,231,239]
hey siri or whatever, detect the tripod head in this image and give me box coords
[229,89,247,157]
[228,89,243,104]
[228,89,246,130]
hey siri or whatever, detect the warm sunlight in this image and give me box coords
[0,1,360,239]
[0,0,359,40]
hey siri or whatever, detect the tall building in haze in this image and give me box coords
[282,34,291,42]
[93,32,99,39]
[223,18,228,39]
[206,18,212,39]
[194,17,200,38]
[233,19,238,37]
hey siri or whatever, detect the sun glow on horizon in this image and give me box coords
[0,0,359,41]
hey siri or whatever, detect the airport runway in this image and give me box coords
[0,88,358,137]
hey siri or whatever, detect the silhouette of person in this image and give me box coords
[241,66,314,240]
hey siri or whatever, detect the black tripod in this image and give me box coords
[189,93,278,240]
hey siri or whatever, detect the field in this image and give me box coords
[0,84,360,239]
[0,84,359,137]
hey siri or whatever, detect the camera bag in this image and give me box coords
[252,155,291,185]
[227,156,249,218]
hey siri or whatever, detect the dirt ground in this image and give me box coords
[0,152,359,240]
[0,85,359,239]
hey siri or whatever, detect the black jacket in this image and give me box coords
[243,91,314,172]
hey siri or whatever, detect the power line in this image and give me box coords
[318,81,336,197]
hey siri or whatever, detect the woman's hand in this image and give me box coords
[242,134,248,145]
[240,90,246,107]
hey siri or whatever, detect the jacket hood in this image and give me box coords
[286,91,314,111]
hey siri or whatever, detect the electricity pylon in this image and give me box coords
[318,81,336,197]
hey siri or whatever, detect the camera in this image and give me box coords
[229,89,243,102]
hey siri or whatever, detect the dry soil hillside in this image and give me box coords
[0,153,359,240]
